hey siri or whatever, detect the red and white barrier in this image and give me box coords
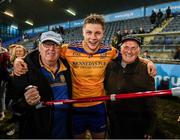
[41,87,180,106]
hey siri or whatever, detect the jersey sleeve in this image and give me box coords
[111,46,122,61]
[60,44,69,59]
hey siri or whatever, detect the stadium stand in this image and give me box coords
[2,11,179,60]
[149,15,180,46]
[4,13,178,60]
[62,16,155,45]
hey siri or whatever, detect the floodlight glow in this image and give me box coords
[66,9,76,16]
[25,20,33,26]
[4,11,14,17]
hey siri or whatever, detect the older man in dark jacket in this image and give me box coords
[105,36,156,139]
[9,31,72,138]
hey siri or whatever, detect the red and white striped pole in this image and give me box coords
[41,87,180,106]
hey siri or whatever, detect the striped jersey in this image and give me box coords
[60,41,120,107]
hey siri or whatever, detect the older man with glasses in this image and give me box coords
[9,31,72,139]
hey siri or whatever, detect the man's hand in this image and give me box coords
[139,57,157,77]
[13,58,28,76]
[24,85,41,106]
[147,61,157,77]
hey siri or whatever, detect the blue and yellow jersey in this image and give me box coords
[39,57,70,107]
[61,41,120,107]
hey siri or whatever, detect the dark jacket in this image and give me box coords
[104,57,156,138]
[0,49,10,82]
[9,50,72,138]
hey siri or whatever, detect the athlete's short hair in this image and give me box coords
[83,14,105,30]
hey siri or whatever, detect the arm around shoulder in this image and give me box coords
[139,56,157,77]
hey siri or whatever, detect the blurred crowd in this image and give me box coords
[0,38,27,137]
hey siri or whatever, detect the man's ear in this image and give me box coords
[138,47,141,55]
[38,43,41,52]
[120,44,123,52]
[82,27,85,37]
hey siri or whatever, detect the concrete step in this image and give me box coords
[144,17,174,45]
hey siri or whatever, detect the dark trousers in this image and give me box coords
[0,81,6,112]
[108,109,151,139]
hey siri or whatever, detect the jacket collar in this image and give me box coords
[118,57,140,74]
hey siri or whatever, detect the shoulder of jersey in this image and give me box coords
[61,43,69,48]
[99,43,112,50]
[69,41,83,48]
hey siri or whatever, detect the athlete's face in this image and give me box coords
[83,23,104,51]
[121,40,140,64]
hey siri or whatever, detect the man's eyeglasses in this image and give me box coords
[42,42,61,49]
[122,46,139,52]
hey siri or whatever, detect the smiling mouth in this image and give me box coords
[89,41,97,45]
[126,54,132,57]
[47,52,55,56]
